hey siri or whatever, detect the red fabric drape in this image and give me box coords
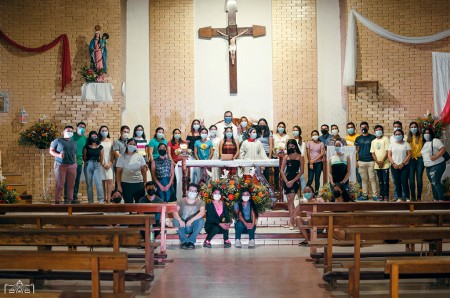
[440,90,450,125]
[0,30,71,92]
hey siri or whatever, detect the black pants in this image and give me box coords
[205,223,229,241]
[391,164,410,200]
[376,168,390,199]
[307,161,323,191]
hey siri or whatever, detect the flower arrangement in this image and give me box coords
[417,113,446,139]
[0,181,19,204]
[318,181,362,202]
[318,183,333,201]
[175,143,192,156]
[18,121,59,149]
[199,174,270,218]
[80,64,104,83]
[274,141,286,155]
[348,181,363,201]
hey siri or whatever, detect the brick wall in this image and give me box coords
[0,0,126,199]
[272,0,318,138]
[345,0,450,133]
[149,0,195,136]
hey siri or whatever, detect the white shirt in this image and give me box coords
[215,121,239,140]
[388,141,411,165]
[421,139,445,167]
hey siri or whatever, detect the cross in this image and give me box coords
[198,0,266,94]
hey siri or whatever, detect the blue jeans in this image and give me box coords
[307,161,323,191]
[156,176,174,203]
[235,220,256,240]
[84,161,104,203]
[64,164,83,201]
[426,161,446,201]
[376,169,390,199]
[409,157,424,200]
[173,218,205,244]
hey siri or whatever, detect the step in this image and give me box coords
[2,173,23,185]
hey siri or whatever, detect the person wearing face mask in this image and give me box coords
[292,125,307,189]
[280,140,304,229]
[388,129,412,202]
[295,185,324,246]
[83,131,105,203]
[272,121,288,191]
[318,124,332,145]
[111,190,124,204]
[98,125,114,203]
[150,143,175,203]
[172,183,206,250]
[234,189,259,248]
[147,127,168,162]
[345,122,362,188]
[116,138,147,203]
[49,125,78,204]
[355,121,377,200]
[306,130,325,191]
[133,124,148,163]
[193,127,214,183]
[168,128,185,199]
[209,125,221,180]
[421,128,446,201]
[64,121,87,204]
[328,141,351,193]
[407,122,424,201]
[219,126,240,175]
[139,181,163,238]
[240,127,268,174]
[326,124,347,147]
[237,116,250,144]
[370,125,390,201]
[256,118,274,183]
[215,110,239,140]
[331,183,353,202]
[390,121,407,144]
[113,125,130,180]
[187,119,203,184]
[203,188,232,248]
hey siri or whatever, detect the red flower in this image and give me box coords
[87,69,93,75]
[228,194,234,200]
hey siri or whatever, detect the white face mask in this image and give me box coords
[213,194,221,201]
[201,133,208,139]
[424,134,431,141]
[241,121,248,128]
[121,132,129,139]
[127,145,137,152]
[64,131,73,138]
[331,129,339,136]
[312,135,319,141]
[187,191,197,200]
[242,195,250,202]
[210,130,217,137]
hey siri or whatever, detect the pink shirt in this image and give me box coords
[306,141,324,163]
[213,201,223,217]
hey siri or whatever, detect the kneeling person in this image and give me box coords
[203,188,231,248]
[234,189,258,248]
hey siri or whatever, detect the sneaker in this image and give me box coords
[356,196,368,201]
[372,196,379,202]
[235,239,242,248]
[224,240,231,248]
[248,239,255,248]
[203,240,212,248]
[187,242,195,249]
[71,199,80,204]
[396,199,403,202]
[181,243,189,250]
[405,199,411,202]
[289,223,295,230]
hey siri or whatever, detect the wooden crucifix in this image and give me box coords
[198,0,266,94]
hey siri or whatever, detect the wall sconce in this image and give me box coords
[19,107,29,124]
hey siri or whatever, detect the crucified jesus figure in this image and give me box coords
[216,29,248,65]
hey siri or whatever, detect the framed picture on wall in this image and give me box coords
[0,92,9,112]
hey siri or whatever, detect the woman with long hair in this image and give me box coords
[98,125,114,203]
[219,126,240,175]
[407,121,424,201]
[234,188,259,248]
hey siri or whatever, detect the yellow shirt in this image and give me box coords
[409,135,423,159]
[345,133,360,146]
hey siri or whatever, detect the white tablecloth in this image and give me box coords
[81,83,113,102]
[185,159,279,167]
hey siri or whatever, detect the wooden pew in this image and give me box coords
[341,226,450,298]
[385,256,450,298]
[309,211,450,273]
[0,203,178,254]
[0,250,129,297]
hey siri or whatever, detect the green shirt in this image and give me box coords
[71,133,87,165]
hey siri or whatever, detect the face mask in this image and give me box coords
[213,194,221,201]
[147,189,156,196]
[287,148,296,154]
[201,133,208,139]
[158,149,167,156]
[331,129,339,136]
[347,128,355,135]
[394,127,400,132]
[121,132,129,139]
[242,195,250,202]
[321,129,328,135]
[91,136,98,142]
[112,197,122,204]
[64,131,73,138]
[135,130,143,137]
[77,127,85,135]
[303,192,313,200]
[410,127,418,134]
[187,191,197,200]
[241,121,248,128]
[100,131,108,138]
[375,130,383,137]
[312,135,319,141]
[157,132,164,139]
[225,132,233,138]
[361,128,368,134]
[394,135,403,142]
[259,125,267,130]
[174,134,181,140]
[278,127,285,134]
[333,190,341,198]
[292,131,299,137]
[424,134,431,141]
[193,124,200,131]
[210,130,217,137]
[250,132,257,139]
[127,145,137,152]
[224,117,232,124]
[335,147,342,153]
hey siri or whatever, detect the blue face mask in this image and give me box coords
[292,131,299,137]
[410,127,418,134]
[303,192,313,200]
[335,147,342,153]
[225,132,233,138]
[135,130,143,137]
[375,130,383,137]
[157,132,164,139]
[277,127,285,134]
[224,117,232,124]
[77,127,85,135]
[100,131,108,138]
[193,124,200,131]
[394,135,403,142]
[347,128,355,135]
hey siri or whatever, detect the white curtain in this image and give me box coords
[343,10,450,86]
[432,52,450,115]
